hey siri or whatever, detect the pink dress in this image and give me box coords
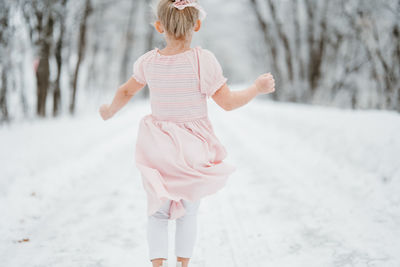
[133,46,236,220]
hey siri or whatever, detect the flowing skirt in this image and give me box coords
[134,114,236,219]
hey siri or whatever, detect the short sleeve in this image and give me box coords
[132,53,147,85]
[198,49,228,99]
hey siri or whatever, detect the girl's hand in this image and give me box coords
[99,104,113,120]
[254,73,275,95]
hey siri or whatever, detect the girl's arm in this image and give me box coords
[99,77,145,120]
[212,73,275,111]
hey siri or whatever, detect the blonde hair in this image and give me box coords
[156,0,200,40]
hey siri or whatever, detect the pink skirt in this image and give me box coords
[134,114,236,219]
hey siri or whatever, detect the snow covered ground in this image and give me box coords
[1,97,400,267]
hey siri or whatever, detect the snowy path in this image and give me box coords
[1,99,399,267]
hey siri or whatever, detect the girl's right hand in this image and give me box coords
[99,104,113,121]
[254,73,275,95]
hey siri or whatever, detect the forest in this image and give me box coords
[0,0,399,122]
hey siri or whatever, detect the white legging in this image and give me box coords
[147,199,201,261]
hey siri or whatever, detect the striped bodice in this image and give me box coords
[144,48,208,122]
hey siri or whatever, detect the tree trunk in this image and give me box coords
[142,7,155,99]
[70,0,92,115]
[0,1,10,122]
[53,0,67,117]
[119,0,138,84]
[36,14,54,117]
[292,0,305,82]
[249,0,281,100]
[267,0,293,82]
[305,0,329,94]
[0,68,9,122]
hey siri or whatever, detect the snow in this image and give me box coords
[1,97,400,266]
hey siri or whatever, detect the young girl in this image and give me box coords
[99,0,275,266]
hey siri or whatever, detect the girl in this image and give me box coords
[99,0,275,266]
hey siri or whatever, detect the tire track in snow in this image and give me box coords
[210,101,399,267]
[2,100,399,267]
[194,192,239,267]
[1,104,150,267]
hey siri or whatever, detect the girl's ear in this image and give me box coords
[154,20,164,33]
[194,19,201,32]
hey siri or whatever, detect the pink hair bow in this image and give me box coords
[173,0,207,20]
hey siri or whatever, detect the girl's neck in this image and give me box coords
[161,35,193,55]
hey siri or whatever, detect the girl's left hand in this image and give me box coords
[254,73,275,95]
[99,104,113,120]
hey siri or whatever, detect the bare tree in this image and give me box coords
[267,0,293,83]
[69,0,92,114]
[304,0,330,94]
[249,0,399,111]
[22,0,58,117]
[249,0,281,100]
[53,0,68,116]
[119,0,139,84]
[142,2,156,98]
[0,0,12,122]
